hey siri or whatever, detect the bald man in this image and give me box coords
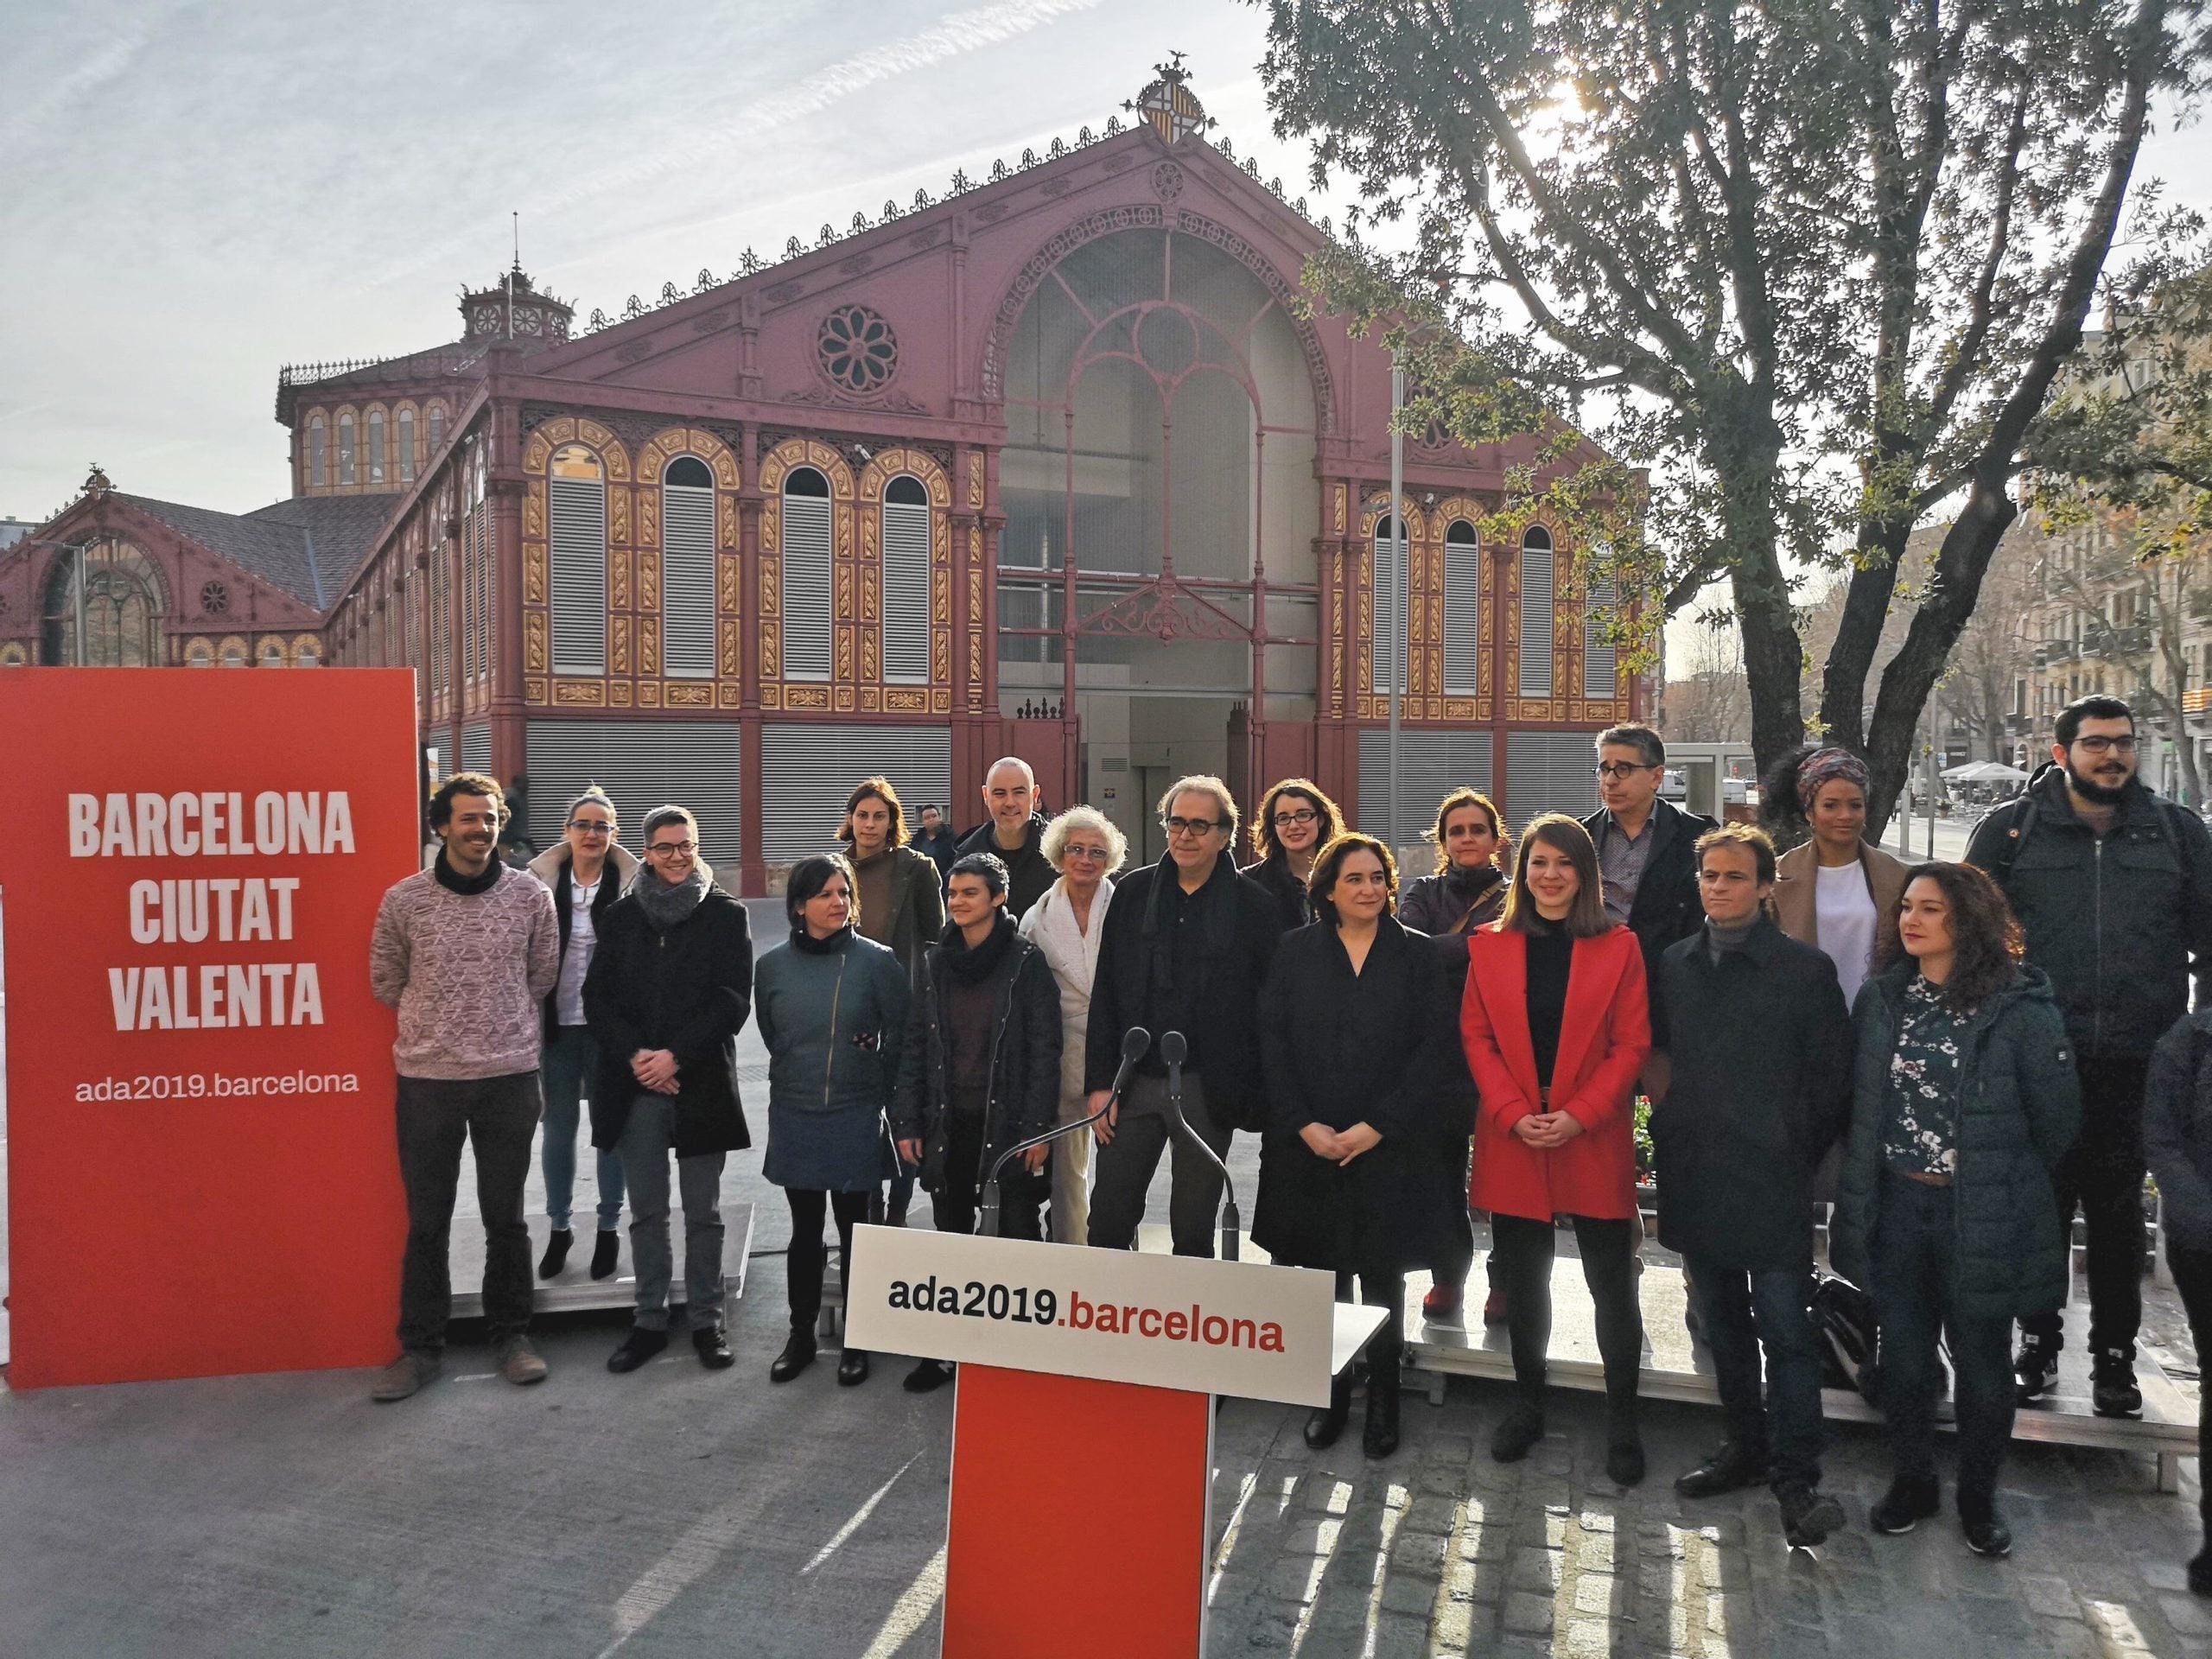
[955,757,1055,917]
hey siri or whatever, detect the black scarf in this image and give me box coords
[1140,852,1236,997]
[434,849,501,896]
[938,909,1017,983]
[791,922,855,955]
[634,864,710,931]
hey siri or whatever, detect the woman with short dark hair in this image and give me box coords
[1461,814,1651,1481]
[753,853,911,1387]
[1830,861,2079,1558]
[1244,778,1344,931]
[1256,831,1458,1458]
[891,850,1064,1392]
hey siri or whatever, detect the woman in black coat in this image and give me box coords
[890,850,1063,1390]
[1255,831,1459,1459]
[1242,778,1344,932]
[582,807,753,1373]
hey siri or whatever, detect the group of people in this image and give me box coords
[362,695,2212,1585]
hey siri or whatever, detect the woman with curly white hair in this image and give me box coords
[1017,805,1128,1243]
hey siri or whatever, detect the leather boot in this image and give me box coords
[1362,1346,1402,1459]
[1304,1370,1352,1449]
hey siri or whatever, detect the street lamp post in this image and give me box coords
[1387,363,1406,851]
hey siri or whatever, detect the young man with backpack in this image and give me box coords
[1967,696,2212,1417]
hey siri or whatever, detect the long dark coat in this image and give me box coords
[1649,918,1852,1270]
[582,886,753,1156]
[889,915,1063,1198]
[753,930,910,1192]
[1829,964,2082,1320]
[1252,917,1465,1275]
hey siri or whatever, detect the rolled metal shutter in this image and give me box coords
[1356,728,1494,843]
[1517,533,1555,696]
[760,723,951,863]
[781,495,831,681]
[882,496,931,683]
[524,720,743,873]
[1583,577,1618,698]
[662,481,716,678]
[1443,523,1480,696]
[550,476,607,674]
[460,722,492,779]
[1504,729,1598,823]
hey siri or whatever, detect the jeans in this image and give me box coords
[932,1109,1046,1242]
[786,1188,872,1332]
[2021,1057,2148,1355]
[1086,1072,1233,1257]
[1684,1255,1826,1493]
[395,1071,542,1352]
[1490,1212,1643,1410]
[540,1025,625,1232]
[2168,1241,2212,1539]
[1051,1091,1095,1246]
[617,1095,726,1333]
[1871,1172,2015,1511]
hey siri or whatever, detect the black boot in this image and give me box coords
[589,1230,620,1281]
[1870,1473,1942,1535]
[537,1228,573,1280]
[1605,1396,1644,1487]
[2092,1345,2144,1419]
[1675,1440,1769,1499]
[768,1329,817,1382]
[1362,1349,1402,1459]
[1491,1395,1546,1463]
[1304,1372,1352,1449]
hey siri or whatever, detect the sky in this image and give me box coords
[0,0,1346,519]
[3,0,2202,603]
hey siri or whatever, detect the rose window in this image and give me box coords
[200,581,229,614]
[817,305,899,396]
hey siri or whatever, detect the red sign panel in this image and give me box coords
[1,670,420,1387]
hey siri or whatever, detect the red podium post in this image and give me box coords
[845,1224,1385,1657]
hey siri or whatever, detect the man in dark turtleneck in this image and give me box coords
[367,773,561,1402]
[1648,823,1852,1549]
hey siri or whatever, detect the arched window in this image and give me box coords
[366,409,387,485]
[219,637,249,668]
[1583,573,1619,699]
[662,455,716,678]
[882,474,930,683]
[1516,526,1555,696]
[1444,519,1479,696]
[427,402,448,455]
[397,408,417,483]
[1369,512,1404,695]
[41,541,165,666]
[337,412,357,486]
[294,635,321,669]
[780,467,832,681]
[184,638,214,668]
[549,444,607,674]
[258,638,286,669]
[307,415,327,489]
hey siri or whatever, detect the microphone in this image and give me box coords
[1159,1029,1241,1262]
[980,1026,1150,1237]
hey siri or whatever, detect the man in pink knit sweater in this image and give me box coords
[368,772,561,1402]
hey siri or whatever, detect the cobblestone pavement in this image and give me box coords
[1202,1385,2207,1659]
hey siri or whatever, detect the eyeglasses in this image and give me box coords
[1272,809,1319,827]
[1162,816,1227,838]
[1594,762,1657,781]
[1064,844,1111,861]
[568,819,613,835]
[647,840,696,856]
[2073,735,2137,754]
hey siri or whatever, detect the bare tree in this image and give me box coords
[1662,613,1751,744]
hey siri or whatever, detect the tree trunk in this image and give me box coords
[1707,393,1803,775]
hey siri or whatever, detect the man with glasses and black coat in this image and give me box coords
[1084,775,1285,1257]
[1580,723,1718,984]
[1969,695,2212,1417]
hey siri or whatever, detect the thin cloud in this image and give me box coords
[0,20,154,154]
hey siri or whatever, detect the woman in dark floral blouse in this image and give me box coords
[1829,862,2079,1560]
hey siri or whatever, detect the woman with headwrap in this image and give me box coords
[1767,746,1910,1012]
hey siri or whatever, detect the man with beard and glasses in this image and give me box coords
[1969,695,2212,1418]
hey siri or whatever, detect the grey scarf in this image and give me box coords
[633,864,710,931]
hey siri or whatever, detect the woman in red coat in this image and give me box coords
[1462,812,1651,1483]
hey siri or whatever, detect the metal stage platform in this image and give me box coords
[447,1205,754,1321]
[816,1224,2197,1490]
